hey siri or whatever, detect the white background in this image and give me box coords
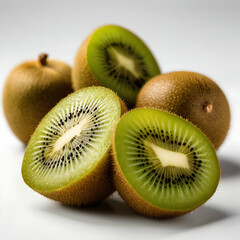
[0,0,240,239]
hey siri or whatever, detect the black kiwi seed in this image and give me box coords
[31,102,106,170]
[102,42,151,90]
[131,126,208,190]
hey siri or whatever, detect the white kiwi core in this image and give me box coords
[110,48,140,78]
[53,118,89,153]
[144,141,190,169]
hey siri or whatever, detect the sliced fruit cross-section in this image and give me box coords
[113,108,220,217]
[72,25,160,106]
[22,86,126,206]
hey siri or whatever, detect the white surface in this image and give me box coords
[0,0,240,239]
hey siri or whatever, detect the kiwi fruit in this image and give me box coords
[72,25,160,107]
[22,86,127,206]
[136,71,231,149]
[3,53,73,144]
[112,108,220,218]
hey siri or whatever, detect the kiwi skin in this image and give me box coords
[72,33,99,91]
[42,149,114,206]
[23,89,128,206]
[112,108,220,218]
[136,71,231,149]
[3,54,73,144]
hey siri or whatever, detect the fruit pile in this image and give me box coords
[3,25,230,218]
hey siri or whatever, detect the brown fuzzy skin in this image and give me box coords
[36,95,127,206]
[42,152,114,206]
[72,34,100,91]
[136,71,231,149]
[3,57,73,144]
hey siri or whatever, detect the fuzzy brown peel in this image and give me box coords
[136,71,231,149]
[3,55,72,143]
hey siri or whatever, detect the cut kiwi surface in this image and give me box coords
[22,86,126,205]
[113,108,220,217]
[72,25,160,106]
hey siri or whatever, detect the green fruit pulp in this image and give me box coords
[114,108,220,211]
[22,87,122,193]
[87,25,160,106]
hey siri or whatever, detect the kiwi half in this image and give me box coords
[22,86,127,206]
[136,71,231,149]
[72,25,160,107]
[113,108,220,218]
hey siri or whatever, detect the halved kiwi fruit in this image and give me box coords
[22,86,127,206]
[136,71,231,149]
[72,25,160,107]
[113,108,220,218]
[3,53,72,144]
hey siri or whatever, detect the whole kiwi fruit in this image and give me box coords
[22,86,127,206]
[112,108,220,218]
[136,71,230,149]
[3,54,73,144]
[72,25,160,107]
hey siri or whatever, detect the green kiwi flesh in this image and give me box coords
[22,86,124,205]
[113,108,220,217]
[87,25,160,106]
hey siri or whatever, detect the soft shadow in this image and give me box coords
[169,205,229,229]
[218,156,240,179]
[14,141,26,154]
[39,193,229,231]
[39,195,138,226]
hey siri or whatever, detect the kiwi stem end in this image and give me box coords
[39,53,48,66]
[203,102,213,113]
